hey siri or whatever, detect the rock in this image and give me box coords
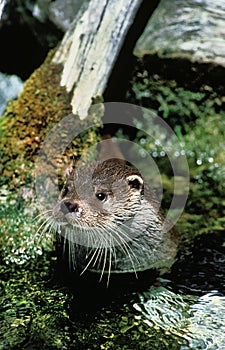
[134,0,225,67]
[49,0,90,32]
[0,72,24,116]
[0,0,63,79]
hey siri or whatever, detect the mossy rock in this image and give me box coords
[0,47,102,350]
[0,49,101,191]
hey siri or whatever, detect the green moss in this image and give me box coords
[0,49,101,191]
[0,252,74,350]
[0,50,68,189]
[0,47,102,349]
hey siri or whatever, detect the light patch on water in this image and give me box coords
[134,287,225,349]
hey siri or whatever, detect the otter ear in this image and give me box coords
[126,175,144,193]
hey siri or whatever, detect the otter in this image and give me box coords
[49,160,179,284]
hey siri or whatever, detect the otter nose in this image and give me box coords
[60,200,79,214]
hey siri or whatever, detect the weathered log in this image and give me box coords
[0,0,7,22]
[53,0,143,119]
[134,0,225,67]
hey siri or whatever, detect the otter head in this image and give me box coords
[53,160,144,230]
[48,160,177,279]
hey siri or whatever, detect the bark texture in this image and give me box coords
[53,0,143,119]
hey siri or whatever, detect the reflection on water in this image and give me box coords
[134,287,225,349]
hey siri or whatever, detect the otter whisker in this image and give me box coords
[88,225,100,250]
[96,228,114,274]
[80,245,101,275]
[107,224,140,267]
[91,225,126,284]
[81,226,109,275]
[64,228,77,270]
[35,215,54,237]
[117,218,161,252]
[34,208,53,218]
[107,224,142,278]
[79,225,114,284]
[91,245,104,269]
[71,228,79,269]
[99,245,108,282]
[40,222,54,237]
[34,209,53,223]
[55,222,63,235]
[93,247,105,270]
[84,222,140,280]
[44,218,57,237]
[63,227,69,258]
[106,238,113,287]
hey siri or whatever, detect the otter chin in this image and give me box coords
[48,160,179,282]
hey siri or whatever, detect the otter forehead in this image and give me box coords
[61,160,143,201]
[91,160,142,185]
[67,160,142,188]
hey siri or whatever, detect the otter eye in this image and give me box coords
[61,185,69,198]
[96,192,107,201]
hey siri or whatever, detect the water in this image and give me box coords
[133,231,225,349]
[134,288,225,349]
